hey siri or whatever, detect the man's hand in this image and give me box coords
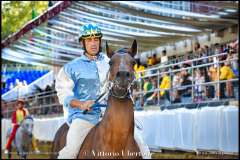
[80,100,95,111]
[12,123,19,127]
[70,99,94,111]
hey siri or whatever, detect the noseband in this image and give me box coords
[106,70,136,103]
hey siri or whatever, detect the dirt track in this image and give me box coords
[1,141,238,159]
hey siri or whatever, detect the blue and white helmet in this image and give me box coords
[79,23,102,41]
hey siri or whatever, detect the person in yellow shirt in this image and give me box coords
[220,62,235,98]
[208,64,219,99]
[220,62,235,80]
[148,70,171,106]
[134,59,145,83]
[147,55,153,67]
[160,72,171,98]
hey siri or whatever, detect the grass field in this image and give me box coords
[1,141,238,159]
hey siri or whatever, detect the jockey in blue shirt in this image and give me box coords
[56,23,150,159]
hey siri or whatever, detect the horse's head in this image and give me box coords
[106,40,137,98]
[21,116,34,137]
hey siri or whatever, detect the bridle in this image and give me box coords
[107,70,136,104]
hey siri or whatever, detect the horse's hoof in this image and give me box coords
[35,149,40,154]
[4,149,9,154]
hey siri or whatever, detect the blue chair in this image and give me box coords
[3,88,7,94]
[19,77,23,82]
[23,72,27,77]
[26,78,31,84]
[6,79,11,84]
[32,73,37,78]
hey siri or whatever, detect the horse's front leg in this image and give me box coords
[16,141,26,159]
[18,148,25,159]
[7,146,12,159]
[21,154,27,159]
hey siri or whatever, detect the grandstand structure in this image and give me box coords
[2,67,49,94]
[1,1,239,157]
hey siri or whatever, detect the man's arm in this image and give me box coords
[24,108,30,116]
[55,67,94,110]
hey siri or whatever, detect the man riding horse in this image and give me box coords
[4,98,40,154]
[55,23,150,158]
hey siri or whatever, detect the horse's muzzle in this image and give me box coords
[111,71,133,98]
[112,79,130,97]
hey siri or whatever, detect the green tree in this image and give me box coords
[1,1,49,40]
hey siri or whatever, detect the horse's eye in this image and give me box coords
[109,61,113,66]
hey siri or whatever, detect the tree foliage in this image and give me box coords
[1,1,49,40]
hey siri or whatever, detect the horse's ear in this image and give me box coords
[130,39,137,57]
[106,41,114,58]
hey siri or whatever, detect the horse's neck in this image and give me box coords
[99,96,134,138]
[18,124,27,136]
[17,126,25,136]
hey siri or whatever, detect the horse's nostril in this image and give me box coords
[116,72,121,78]
[117,71,130,78]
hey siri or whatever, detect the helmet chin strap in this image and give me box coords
[84,51,99,61]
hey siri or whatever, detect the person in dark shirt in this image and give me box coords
[179,65,192,103]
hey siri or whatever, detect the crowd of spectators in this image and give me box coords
[133,40,239,109]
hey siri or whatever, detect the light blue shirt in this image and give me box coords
[56,53,110,125]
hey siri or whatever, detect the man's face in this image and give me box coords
[82,37,100,55]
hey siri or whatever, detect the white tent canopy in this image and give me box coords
[1,1,238,66]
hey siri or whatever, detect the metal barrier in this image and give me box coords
[2,91,62,118]
[134,52,239,106]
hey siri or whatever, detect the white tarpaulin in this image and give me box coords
[1,106,238,153]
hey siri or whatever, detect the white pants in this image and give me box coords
[58,118,151,159]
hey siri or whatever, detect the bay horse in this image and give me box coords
[51,40,142,159]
